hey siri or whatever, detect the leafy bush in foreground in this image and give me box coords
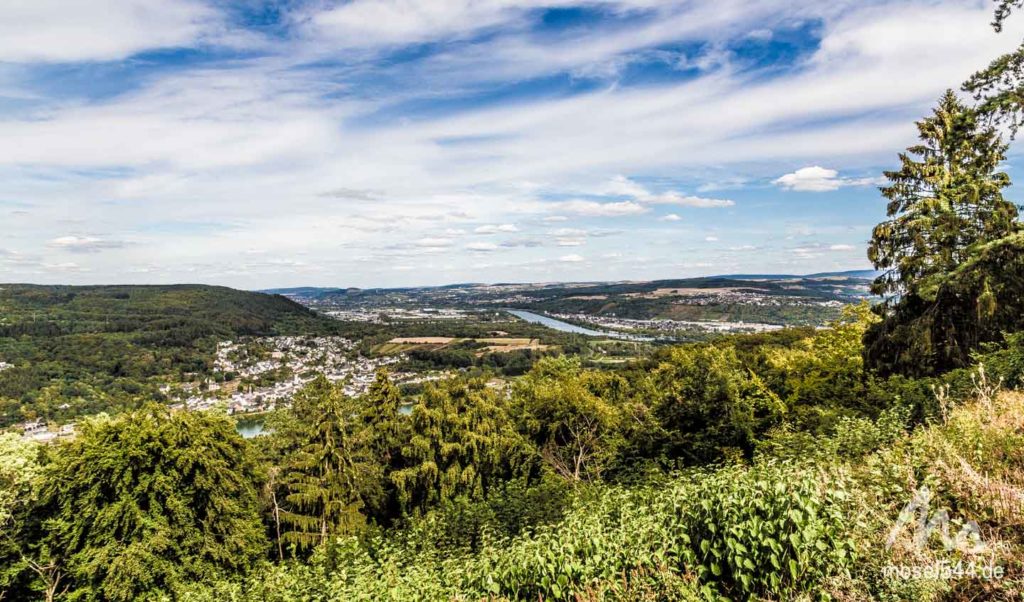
[177,463,857,601]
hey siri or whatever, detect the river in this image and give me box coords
[236,406,413,439]
[235,417,266,439]
[505,309,652,341]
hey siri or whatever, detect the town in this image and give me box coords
[166,335,408,414]
[15,335,452,442]
[548,312,787,335]
[321,307,472,323]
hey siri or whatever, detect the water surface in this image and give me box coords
[506,309,651,340]
[235,417,265,439]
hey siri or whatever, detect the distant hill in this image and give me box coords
[804,269,880,279]
[261,270,879,296]
[0,284,343,426]
[0,284,341,339]
[260,286,350,298]
[720,269,880,281]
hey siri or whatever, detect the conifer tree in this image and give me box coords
[362,369,406,467]
[279,376,379,551]
[360,370,409,522]
[391,379,529,513]
[865,92,1023,376]
[965,1,1024,132]
[868,90,1016,299]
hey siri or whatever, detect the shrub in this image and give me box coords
[670,464,857,600]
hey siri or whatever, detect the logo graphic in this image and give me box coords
[885,486,986,553]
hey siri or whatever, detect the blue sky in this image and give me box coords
[1,0,1022,288]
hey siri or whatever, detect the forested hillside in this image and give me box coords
[0,285,342,426]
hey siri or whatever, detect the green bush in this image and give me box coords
[670,464,857,600]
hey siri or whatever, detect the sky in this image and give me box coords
[1,0,1023,289]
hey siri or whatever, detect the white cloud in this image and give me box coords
[0,0,222,63]
[774,166,885,192]
[501,238,543,248]
[600,175,735,207]
[601,174,651,198]
[466,241,499,252]
[42,262,88,272]
[774,166,839,192]
[48,236,125,253]
[642,191,735,207]
[791,246,822,259]
[789,242,860,259]
[660,213,682,221]
[553,200,648,217]
[705,235,719,242]
[300,0,747,63]
[414,237,455,248]
[304,0,529,48]
[697,177,749,192]
[559,254,585,263]
[474,223,519,234]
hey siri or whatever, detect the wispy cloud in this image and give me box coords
[48,236,126,253]
[414,237,455,248]
[552,200,648,217]
[0,0,223,63]
[474,224,519,234]
[602,175,735,207]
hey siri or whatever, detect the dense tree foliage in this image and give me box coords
[964,0,1024,132]
[865,92,1023,376]
[393,378,532,514]
[359,371,409,520]
[31,408,267,602]
[0,434,45,599]
[277,376,379,551]
[512,357,629,482]
[867,91,1016,298]
[177,389,1024,601]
